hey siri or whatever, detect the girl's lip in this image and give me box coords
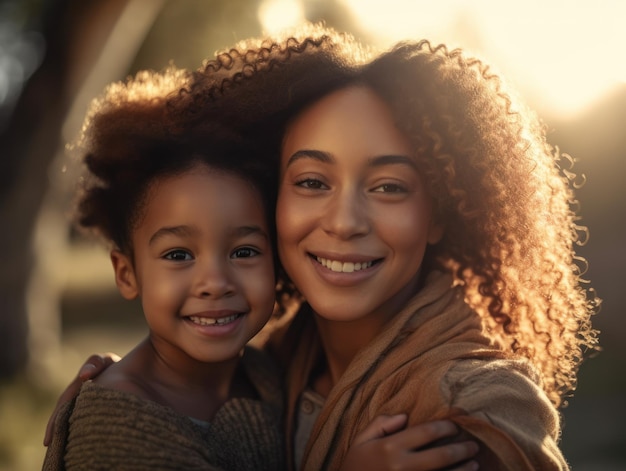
[183,311,246,337]
[184,309,242,319]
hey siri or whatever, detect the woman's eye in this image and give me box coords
[163,250,193,261]
[372,183,407,193]
[232,247,260,259]
[295,178,327,190]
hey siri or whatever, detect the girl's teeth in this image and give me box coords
[188,314,239,326]
[316,257,373,273]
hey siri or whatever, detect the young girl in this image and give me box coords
[42,67,285,470]
[43,62,481,471]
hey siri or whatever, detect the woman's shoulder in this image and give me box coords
[442,356,560,433]
[442,356,545,405]
[441,357,568,469]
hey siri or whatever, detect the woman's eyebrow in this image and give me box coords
[369,154,417,169]
[285,149,334,167]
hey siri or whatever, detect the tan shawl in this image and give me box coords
[273,271,568,470]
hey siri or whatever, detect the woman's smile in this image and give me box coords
[314,255,379,273]
[277,85,442,324]
[309,252,384,287]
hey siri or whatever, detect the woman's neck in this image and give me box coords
[312,313,393,398]
[310,272,424,396]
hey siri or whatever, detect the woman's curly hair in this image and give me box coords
[171,23,600,407]
[361,42,600,407]
[71,66,277,257]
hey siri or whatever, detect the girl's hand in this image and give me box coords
[43,352,120,446]
[340,415,479,471]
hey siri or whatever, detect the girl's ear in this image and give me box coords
[110,250,139,300]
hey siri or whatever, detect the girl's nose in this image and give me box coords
[194,259,235,298]
[321,189,370,239]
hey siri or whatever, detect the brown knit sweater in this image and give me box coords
[43,346,284,471]
[271,271,569,471]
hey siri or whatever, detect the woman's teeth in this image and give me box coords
[188,314,240,326]
[316,256,373,273]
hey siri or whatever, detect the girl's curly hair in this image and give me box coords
[170,23,600,407]
[71,66,277,257]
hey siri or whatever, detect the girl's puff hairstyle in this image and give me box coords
[71,66,276,257]
[174,23,599,407]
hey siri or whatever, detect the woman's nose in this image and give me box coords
[321,188,370,239]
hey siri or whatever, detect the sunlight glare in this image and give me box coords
[259,0,306,34]
[339,0,626,118]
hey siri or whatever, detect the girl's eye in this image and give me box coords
[163,249,193,261]
[372,183,407,193]
[295,178,328,190]
[232,247,260,259]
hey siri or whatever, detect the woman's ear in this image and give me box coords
[110,250,139,300]
[427,221,444,245]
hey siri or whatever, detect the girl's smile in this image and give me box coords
[183,311,246,336]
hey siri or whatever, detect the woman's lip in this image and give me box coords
[314,256,380,273]
[308,251,381,264]
[309,254,383,287]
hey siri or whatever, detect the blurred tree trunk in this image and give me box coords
[0,0,76,380]
[0,0,142,380]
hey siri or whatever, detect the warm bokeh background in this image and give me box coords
[1,1,624,469]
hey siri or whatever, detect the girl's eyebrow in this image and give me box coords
[149,225,196,246]
[230,225,269,240]
[149,225,268,246]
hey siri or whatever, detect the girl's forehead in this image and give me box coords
[136,165,266,229]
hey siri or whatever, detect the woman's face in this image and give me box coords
[277,85,442,324]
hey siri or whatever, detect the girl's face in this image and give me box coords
[112,164,275,365]
[277,86,442,325]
